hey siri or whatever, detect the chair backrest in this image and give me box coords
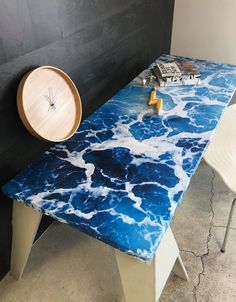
[204,103,236,193]
[210,104,236,147]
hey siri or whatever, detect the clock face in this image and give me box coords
[17,66,82,142]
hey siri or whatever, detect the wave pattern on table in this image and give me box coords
[3,55,236,262]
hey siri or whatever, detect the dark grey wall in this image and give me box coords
[0,0,174,279]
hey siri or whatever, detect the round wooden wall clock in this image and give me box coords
[17,66,82,142]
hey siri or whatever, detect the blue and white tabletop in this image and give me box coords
[2,55,236,262]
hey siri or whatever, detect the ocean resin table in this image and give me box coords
[3,55,236,302]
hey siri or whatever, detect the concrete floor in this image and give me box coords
[0,160,236,302]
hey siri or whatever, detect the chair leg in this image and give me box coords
[221,198,236,253]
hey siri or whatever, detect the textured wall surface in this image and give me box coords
[0,0,174,279]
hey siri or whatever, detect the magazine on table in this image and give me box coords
[154,61,201,86]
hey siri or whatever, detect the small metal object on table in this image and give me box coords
[3,55,236,302]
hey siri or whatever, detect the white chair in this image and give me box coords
[204,104,236,252]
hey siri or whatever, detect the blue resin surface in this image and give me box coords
[2,55,236,262]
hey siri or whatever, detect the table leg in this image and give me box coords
[115,227,188,302]
[172,255,189,281]
[11,200,42,280]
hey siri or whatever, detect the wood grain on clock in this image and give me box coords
[17,66,82,142]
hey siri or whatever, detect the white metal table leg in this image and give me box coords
[11,200,42,280]
[115,227,188,302]
[172,255,189,281]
